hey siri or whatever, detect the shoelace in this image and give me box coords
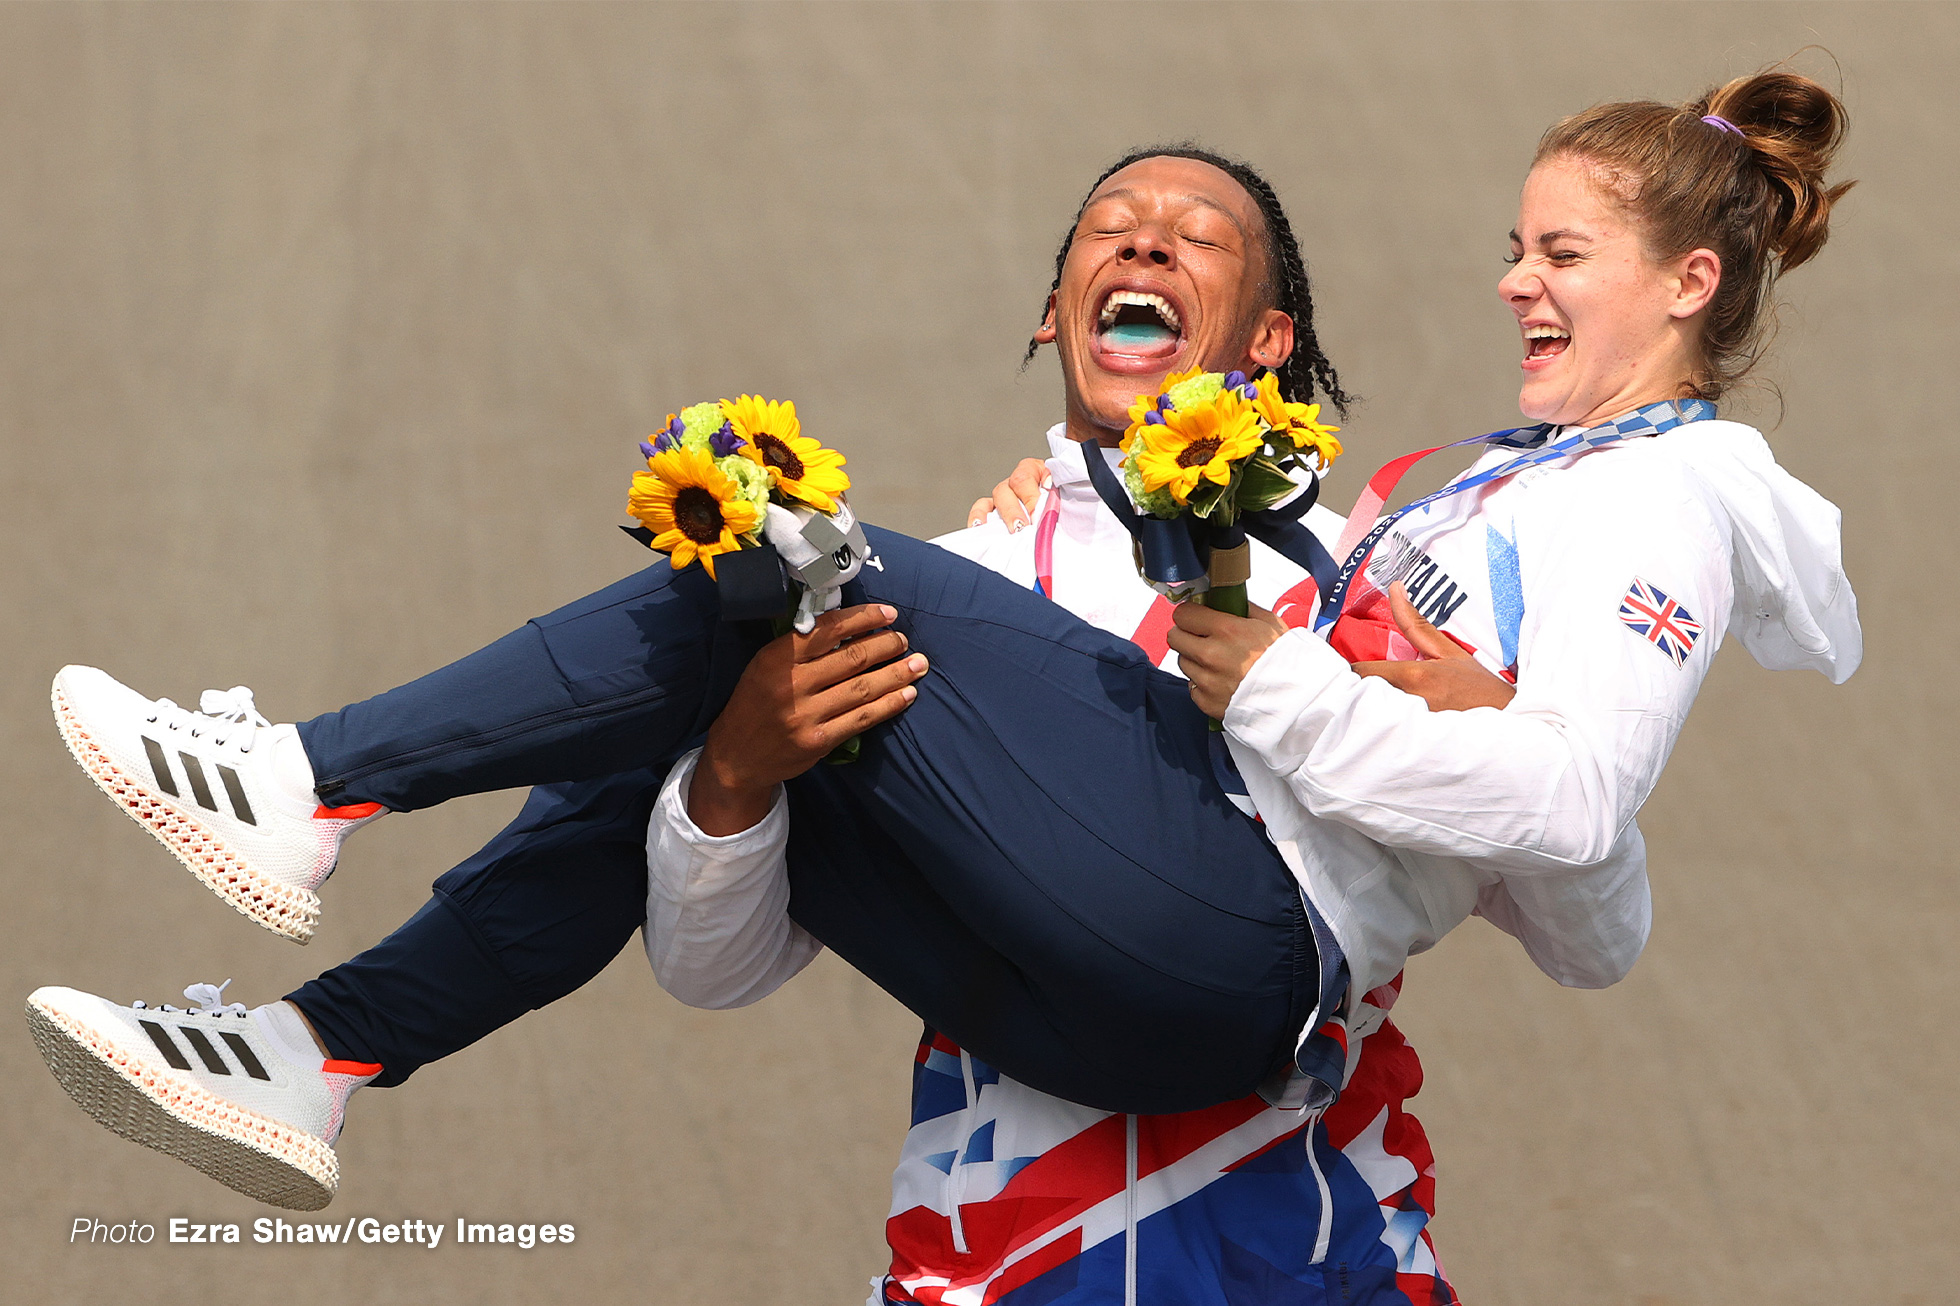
[142,686,271,753]
[130,979,249,1018]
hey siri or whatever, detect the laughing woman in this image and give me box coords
[32,66,1856,1266]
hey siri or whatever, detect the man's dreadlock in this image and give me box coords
[1023,145,1353,417]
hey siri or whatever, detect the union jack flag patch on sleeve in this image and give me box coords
[1619,576,1701,666]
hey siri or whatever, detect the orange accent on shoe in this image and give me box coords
[321,1059,383,1077]
[312,802,385,821]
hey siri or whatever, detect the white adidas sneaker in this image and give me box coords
[51,666,385,943]
[26,981,380,1210]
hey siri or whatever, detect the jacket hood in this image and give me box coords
[1655,419,1862,683]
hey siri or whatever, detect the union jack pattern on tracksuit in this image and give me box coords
[878,977,1454,1306]
[868,435,1457,1304]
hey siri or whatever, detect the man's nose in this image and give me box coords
[1119,223,1176,269]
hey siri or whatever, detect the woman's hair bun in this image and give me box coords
[1699,68,1855,272]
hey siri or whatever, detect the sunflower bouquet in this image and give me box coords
[1116,366,1341,617]
[626,395,866,632]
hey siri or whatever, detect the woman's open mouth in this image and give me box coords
[1523,323,1571,366]
[1092,288,1185,372]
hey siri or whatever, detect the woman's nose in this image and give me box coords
[1498,260,1536,304]
[1119,223,1176,269]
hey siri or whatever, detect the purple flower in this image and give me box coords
[1242,384,1259,400]
[1157,394,1176,412]
[651,429,681,453]
[709,421,746,457]
[639,440,660,459]
[1144,410,1165,425]
[1224,370,1247,389]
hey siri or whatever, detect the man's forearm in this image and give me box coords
[686,744,781,837]
[648,749,821,1008]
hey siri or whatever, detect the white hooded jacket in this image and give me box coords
[1222,417,1861,1016]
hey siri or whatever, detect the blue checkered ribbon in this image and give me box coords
[1310,397,1715,633]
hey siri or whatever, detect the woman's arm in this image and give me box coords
[1471,821,1652,988]
[1216,455,1735,872]
[1174,582,1519,715]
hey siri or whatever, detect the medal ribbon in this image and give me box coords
[1303,398,1715,633]
[1031,489,1178,663]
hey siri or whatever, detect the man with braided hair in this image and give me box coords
[646,147,1524,1305]
[33,146,1650,1302]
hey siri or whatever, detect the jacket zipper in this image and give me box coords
[1303,1106,1333,1263]
[1123,1113,1139,1306]
[948,1050,977,1256]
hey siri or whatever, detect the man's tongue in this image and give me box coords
[1101,320,1179,357]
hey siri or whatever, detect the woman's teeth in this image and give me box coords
[1524,324,1570,359]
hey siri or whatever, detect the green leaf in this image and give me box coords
[1186,478,1229,518]
[1237,456,1302,513]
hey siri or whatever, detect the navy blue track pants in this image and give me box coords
[289,526,1315,1116]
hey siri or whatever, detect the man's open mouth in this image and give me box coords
[1097,289,1183,359]
[1524,323,1571,361]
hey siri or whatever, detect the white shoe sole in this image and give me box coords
[52,679,320,943]
[27,994,338,1210]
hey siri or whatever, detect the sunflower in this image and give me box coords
[628,448,761,579]
[1248,371,1342,467]
[1131,391,1265,504]
[720,394,850,512]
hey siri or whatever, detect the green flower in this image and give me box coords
[1123,457,1181,519]
[678,401,728,452]
[716,452,773,515]
[1163,371,1225,414]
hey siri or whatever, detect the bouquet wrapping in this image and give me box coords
[1104,367,1341,618]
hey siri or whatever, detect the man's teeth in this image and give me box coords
[1099,290,1180,331]
[1524,325,1569,340]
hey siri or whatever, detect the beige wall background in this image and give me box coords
[3,3,1952,1303]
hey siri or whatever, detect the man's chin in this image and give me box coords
[1078,386,1149,435]
[1065,350,1200,439]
